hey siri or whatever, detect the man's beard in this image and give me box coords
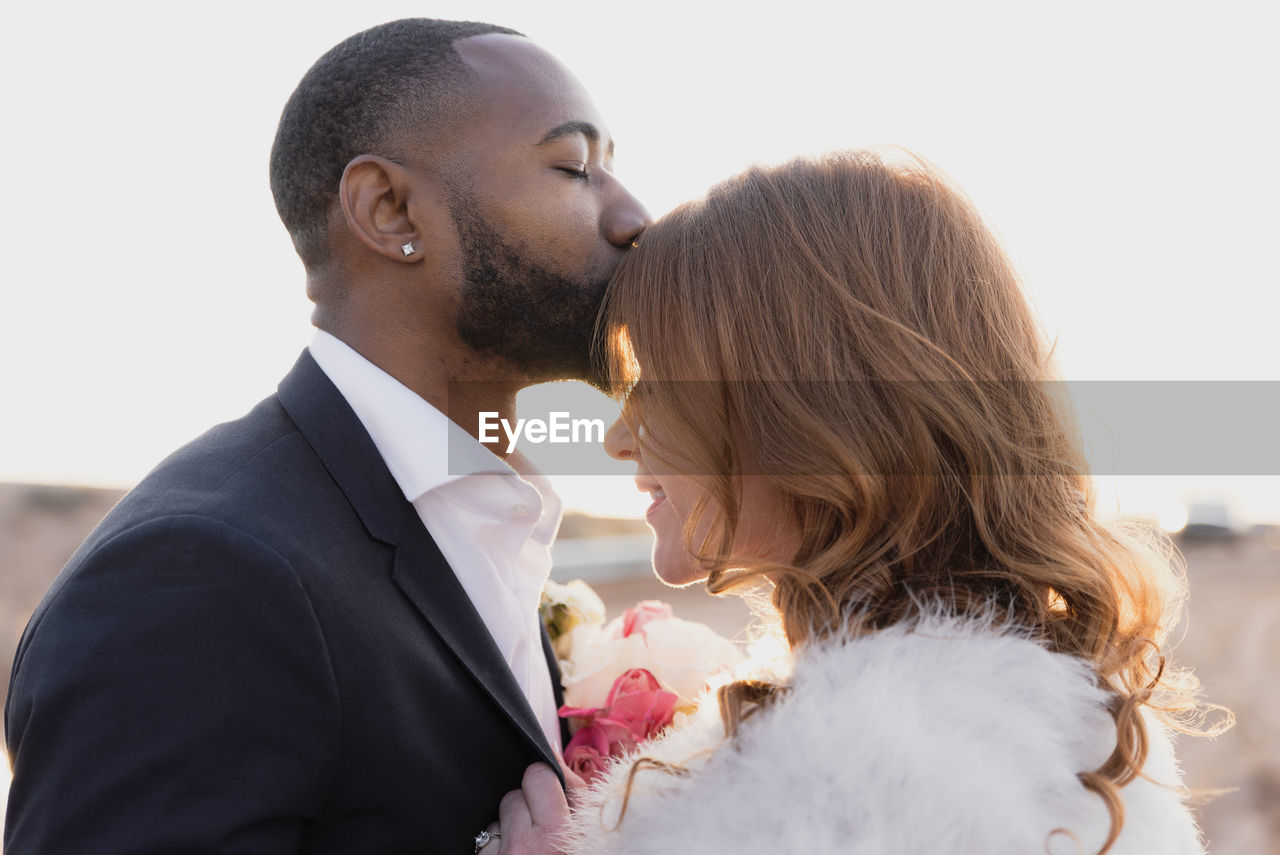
[451,199,609,386]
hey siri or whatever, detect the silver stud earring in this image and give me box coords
[401,242,415,256]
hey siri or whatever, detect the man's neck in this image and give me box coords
[316,324,522,454]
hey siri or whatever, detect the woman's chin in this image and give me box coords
[653,567,707,588]
[651,543,706,587]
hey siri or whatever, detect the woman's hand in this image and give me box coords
[488,763,571,855]
[555,748,589,808]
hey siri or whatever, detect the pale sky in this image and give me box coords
[1,0,1276,522]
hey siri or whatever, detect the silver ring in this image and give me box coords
[474,829,501,853]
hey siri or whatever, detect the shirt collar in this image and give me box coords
[308,330,560,531]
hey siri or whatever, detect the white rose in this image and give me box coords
[634,617,745,705]
[559,579,606,627]
[543,579,608,659]
[559,623,650,710]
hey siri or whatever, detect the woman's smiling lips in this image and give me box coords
[636,477,667,518]
[645,488,668,518]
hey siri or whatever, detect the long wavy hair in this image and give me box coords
[597,149,1225,853]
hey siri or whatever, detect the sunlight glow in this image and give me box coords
[1158,504,1190,535]
[1,756,10,842]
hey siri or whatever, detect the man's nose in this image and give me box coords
[603,416,635,460]
[602,186,651,249]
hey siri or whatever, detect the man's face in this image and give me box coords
[444,34,650,383]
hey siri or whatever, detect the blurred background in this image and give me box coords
[1,0,1276,850]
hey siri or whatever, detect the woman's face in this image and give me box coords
[603,415,789,586]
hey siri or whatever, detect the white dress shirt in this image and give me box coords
[308,330,563,752]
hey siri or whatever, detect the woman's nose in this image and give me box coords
[603,416,635,460]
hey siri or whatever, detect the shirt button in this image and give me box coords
[512,502,530,518]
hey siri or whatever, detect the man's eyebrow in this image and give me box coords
[537,120,615,158]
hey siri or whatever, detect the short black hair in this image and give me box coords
[269,18,522,266]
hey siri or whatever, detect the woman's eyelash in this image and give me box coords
[558,165,590,180]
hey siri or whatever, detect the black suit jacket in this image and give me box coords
[4,351,568,854]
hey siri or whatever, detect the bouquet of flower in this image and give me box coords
[540,580,744,782]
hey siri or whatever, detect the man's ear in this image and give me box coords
[338,154,426,262]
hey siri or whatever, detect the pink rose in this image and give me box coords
[564,719,642,783]
[557,702,605,734]
[558,668,677,778]
[565,721,610,756]
[606,686,676,741]
[563,732,610,783]
[564,745,608,782]
[570,718,638,755]
[604,717,641,755]
[618,601,674,639]
[605,668,664,706]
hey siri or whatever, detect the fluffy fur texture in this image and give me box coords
[564,614,1202,855]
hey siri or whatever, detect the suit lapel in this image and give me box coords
[391,509,560,772]
[277,350,561,776]
[542,626,572,748]
[276,351,403,544]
